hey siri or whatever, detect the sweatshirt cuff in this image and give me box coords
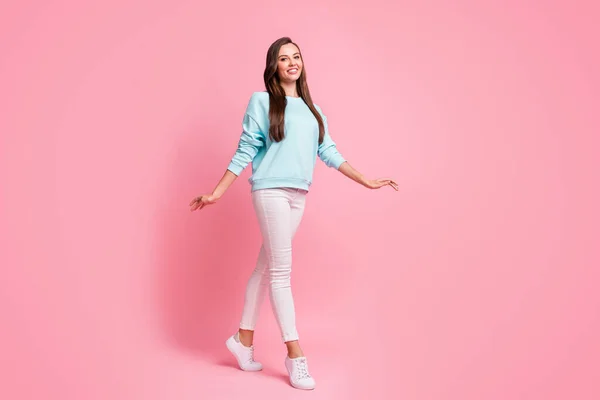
[331,155,347,170]
[227,162,244,176]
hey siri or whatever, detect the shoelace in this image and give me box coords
[247,345,255,363]
[294,358,311,380]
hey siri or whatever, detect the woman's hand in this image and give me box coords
[337,163,398,191]
[189,194,219,211]
[364,178,399,191]
[190,170,238,212]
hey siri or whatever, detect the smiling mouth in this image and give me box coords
[288,68,299,74]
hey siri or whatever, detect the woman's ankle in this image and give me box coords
[285,340,304,358]
[238,329,254,347]
[287,351,305,359]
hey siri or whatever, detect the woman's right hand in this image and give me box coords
[189,194,219,211]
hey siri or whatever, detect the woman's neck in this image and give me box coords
[280,82,298,98]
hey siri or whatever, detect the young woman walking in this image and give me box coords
[189,37,398,390]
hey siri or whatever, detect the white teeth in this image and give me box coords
[288,69,298,73]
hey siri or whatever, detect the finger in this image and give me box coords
[382,178,397,188]
[189,196,202,206]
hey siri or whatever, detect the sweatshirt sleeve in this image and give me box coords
[227,94,266,176]
[315,105,346,169]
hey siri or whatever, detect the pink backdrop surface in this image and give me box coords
[1,1,599,399]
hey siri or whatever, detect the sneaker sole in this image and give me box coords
[225,337,262,372]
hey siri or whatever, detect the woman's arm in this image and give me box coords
[338,161,399,191]
[314,104,397,191]
[190,94,265,212]
[212,169,238,198]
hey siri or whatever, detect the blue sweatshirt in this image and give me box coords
[227,91,346,191]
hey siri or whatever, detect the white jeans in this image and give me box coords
[239,187,307,342]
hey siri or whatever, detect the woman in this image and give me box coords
[189,37,398,390]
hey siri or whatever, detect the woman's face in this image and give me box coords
[276,43,303,83]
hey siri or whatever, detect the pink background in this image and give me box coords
[1,1,599,399]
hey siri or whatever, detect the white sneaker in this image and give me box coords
[285,356,316,390]
[225,332,263,371]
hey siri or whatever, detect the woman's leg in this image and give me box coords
[239,188,315,389]
[250,188,306,343]
[238,188,306,346]
[279,190,307,358]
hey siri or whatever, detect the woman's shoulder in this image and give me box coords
[245,91,269,118]
[249,91,269,103]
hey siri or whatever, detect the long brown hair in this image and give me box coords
[263,37,325,144]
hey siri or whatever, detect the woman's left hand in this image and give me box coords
[364,178,399,191]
